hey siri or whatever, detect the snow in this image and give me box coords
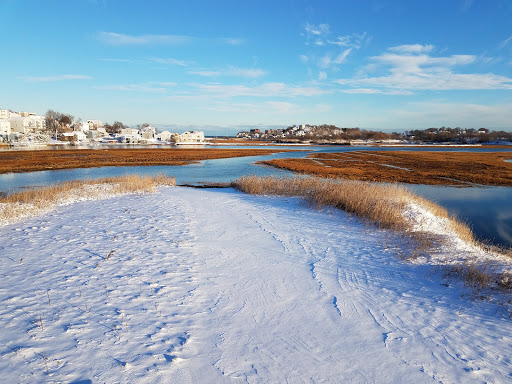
[1,187,512,383]
[404,202,512,273]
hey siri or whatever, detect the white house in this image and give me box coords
[120,127,140,136]
[9,115,46,134]
[118,128,141,143]
[73,122,90,132]
[61,131,86,142]
[86,120,103,130]
[0,120,11,135]
[174,131,205,144]
[140,125,156,140]
[0,109,10,120]
[157,130,173,142]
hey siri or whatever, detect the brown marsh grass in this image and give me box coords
[233,175,414,230]
[0,148,289,174]
[260,151,512,186]
[232,175,478,245]
[0,174,175,224]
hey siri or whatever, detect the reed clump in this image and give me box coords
[0,174,175,224]
[232,175,414,230]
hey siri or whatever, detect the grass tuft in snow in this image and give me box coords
[0,174,176,225]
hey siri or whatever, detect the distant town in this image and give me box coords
[0,108,205,146]
[237,124,512,145]
[1,107,511,147]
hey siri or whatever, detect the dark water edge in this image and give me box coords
[0,146,510,248]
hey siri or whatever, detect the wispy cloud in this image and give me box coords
[19,75,92,82]
[498,35,512,50]
[334,45,512,92]
[202,101,300,114]
[461,0,474,11]
[391,100,512,128]
[339,88,413,95]
[388,44,433,54]
[189,66,267,78]
[319,50,352,68]
[191,82,330,98]
[93,82,175,93]
[97,31,244,46]
[301,24,370,77]
[327,32,370,50]
[149,57,189,66]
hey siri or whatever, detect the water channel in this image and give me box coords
[0,145,511,248]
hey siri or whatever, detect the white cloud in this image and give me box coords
[388,44,433,54]
[191,82,330,98]
[498,35,512,50]
[93,83,170,93]
[334,48,352,64]
[201,101,299,115]
[334,45,512,91]
[97,32,244,46]
[391,101,512,128]
[149,57,188,66]
[318,71,327,81]
[189,66,266,78]
[319,48,352,68]
[19,75,92,82]
[301,25,369,76]
[340,88,382,94]
[462,0,474,11]
[327,32,370,49]
[305,23,330,37]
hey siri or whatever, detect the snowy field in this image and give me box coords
[1,186,512,383]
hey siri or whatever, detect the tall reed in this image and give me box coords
[232,175,414,230]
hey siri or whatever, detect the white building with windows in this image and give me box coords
[73,122,90,132]
[86,120,103,130]
[0,120,11,135]
[174,131,205,144]
[9,115,46,134]
[157,130,173,142]
[0,109,10,120]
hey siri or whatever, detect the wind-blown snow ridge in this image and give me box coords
[404,202,512,276]
[1,187,511,383]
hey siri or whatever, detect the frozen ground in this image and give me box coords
[1,187,511,383]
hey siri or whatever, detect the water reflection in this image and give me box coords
[408,185,512,248]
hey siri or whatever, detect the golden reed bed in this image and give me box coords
[0,148,289,174]
[260,151,512,186]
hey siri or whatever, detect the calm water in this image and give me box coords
[0,145,511,248]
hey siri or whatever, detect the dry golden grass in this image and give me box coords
[0,174,175,224]
[232,175,414,230]
[232,175,477,239]
[260,151,512,186]
[0,148,289,174]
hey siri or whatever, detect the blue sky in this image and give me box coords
[1,0,512,134]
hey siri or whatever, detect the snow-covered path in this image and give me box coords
[1,187,511,383]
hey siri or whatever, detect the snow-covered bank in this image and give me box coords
[1,187,512,383]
